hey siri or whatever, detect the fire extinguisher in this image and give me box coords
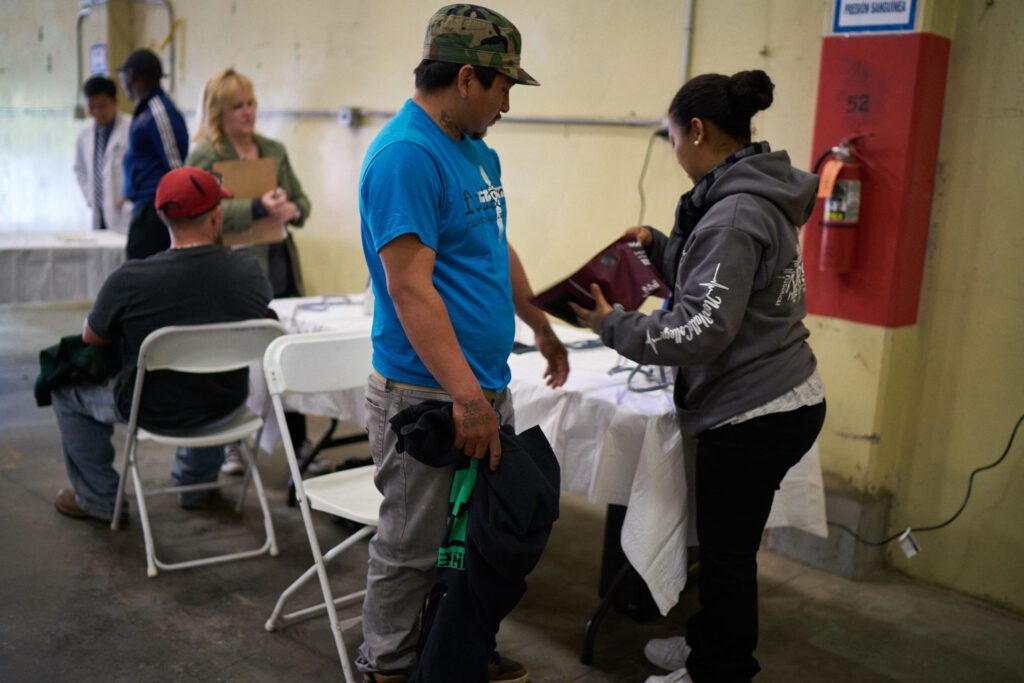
[812,134,870,273]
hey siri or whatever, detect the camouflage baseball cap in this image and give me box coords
[423,4,539,86]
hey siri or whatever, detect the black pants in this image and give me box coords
[685,401,826,683]
[268,241,296,298]
[126,201,170,260]
[269,241,308,450]
[284,409,307,451]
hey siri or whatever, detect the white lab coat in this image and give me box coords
[73,112,133,233]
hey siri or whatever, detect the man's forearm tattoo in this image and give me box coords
[460,398,490,430]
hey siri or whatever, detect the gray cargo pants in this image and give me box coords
[356,373,514,675]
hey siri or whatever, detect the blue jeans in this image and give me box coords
[51,380,226,520]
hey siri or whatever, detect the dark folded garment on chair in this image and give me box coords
[390,401,561,683]
[34,334,122,407]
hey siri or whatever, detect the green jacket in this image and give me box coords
[34,335,122,407]
[186,134,310,295]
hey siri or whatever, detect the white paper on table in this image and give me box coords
[621,418,689,616]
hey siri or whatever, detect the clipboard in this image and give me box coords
[212,158,287,246]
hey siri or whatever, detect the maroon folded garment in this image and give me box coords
[530,236,670,326]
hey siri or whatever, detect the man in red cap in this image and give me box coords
[49,167,273,521]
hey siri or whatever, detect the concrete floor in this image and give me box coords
[2,301,1024,683]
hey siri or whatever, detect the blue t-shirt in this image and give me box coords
[360,99,514,391]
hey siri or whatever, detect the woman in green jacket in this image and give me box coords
[187,67,310,298]
[188,67,318,475]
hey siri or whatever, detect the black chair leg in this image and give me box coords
[580,561,632,664]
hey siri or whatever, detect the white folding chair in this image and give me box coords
[262,330,382,683]
[111,319,284,577]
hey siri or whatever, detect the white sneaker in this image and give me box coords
[644,636,691,672]
[644,666,693,683]
[220,442,245,475]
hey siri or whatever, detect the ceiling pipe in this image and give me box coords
[681,0,695,84]
[74,2,92,119]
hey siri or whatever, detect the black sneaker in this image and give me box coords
[362,672,407,683]
[362,671,405,683]
[488,651,528,682]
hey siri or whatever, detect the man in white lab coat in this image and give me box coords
[74,76,133,233]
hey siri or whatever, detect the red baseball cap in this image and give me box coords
[155,167,233,219]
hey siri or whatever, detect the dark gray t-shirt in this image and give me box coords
[87,244,272,431]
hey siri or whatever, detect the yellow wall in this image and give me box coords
[1,0,1022,611]
[129,0,693,295]
[886,0,1024,610]
[0,0,90,231]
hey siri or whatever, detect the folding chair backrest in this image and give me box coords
[262,329,378,683]
[140,320,285,374]
[263,330,373,397]
[116,318,286,577]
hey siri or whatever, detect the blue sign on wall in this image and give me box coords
[833,0,917,34]
[89,43,108,76]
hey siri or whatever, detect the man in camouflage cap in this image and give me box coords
[423,3,540,86]
[357,4,567,682]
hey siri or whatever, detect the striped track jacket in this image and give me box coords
[123,87,188,203]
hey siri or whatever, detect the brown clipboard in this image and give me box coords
[212,158,286,246]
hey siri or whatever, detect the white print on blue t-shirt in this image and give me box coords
[473,166,505,241]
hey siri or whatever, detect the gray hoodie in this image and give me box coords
[600,148,819,436]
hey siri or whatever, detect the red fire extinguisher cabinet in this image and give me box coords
[802,32,951,328]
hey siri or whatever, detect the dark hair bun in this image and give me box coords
[728,70,774,117]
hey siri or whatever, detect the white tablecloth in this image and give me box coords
[262,295,828,614]
[0,231,126,303]
[509,325,827,615]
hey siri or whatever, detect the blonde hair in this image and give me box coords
[194,68,256,151]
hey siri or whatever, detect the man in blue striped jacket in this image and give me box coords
[118,49,188,260]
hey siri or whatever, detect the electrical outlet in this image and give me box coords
[337,107,363,128]
[898,529,920,558]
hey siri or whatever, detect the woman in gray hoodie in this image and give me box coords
[572,70,826,683]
